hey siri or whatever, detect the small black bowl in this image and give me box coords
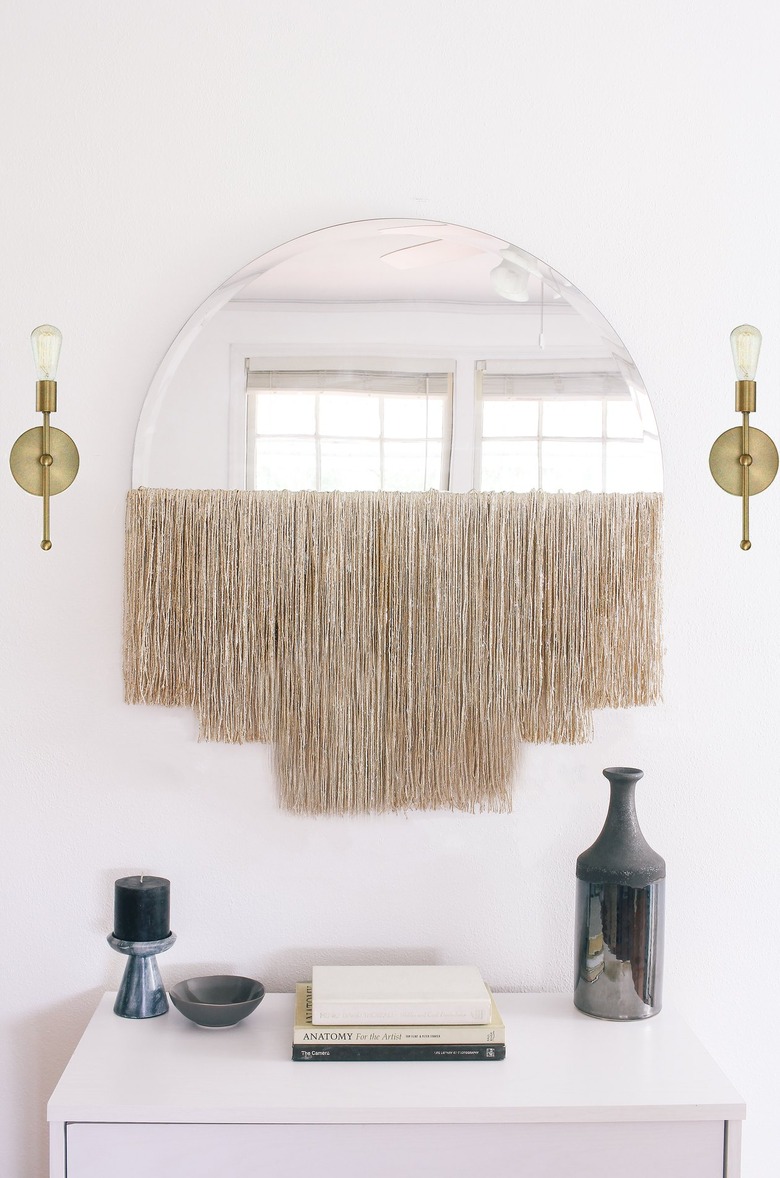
[169,975,265,1028]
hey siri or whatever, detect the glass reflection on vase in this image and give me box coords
[574,767,665,1020]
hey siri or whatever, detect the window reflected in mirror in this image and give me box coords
[477,368,662,493]
[247,368,451,491]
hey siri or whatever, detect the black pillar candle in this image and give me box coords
[113,876,171,943]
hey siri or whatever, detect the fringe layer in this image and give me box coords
[124,488,663,815]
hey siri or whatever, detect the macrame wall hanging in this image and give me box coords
[124,487,662,815]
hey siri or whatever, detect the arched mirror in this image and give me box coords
[127,219,663,815]
[133,219,662,494]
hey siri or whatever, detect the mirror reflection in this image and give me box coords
[134,219,662,493]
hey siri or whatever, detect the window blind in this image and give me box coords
[247,369,451,397]
[480,372,628,400]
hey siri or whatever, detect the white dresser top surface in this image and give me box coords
[47,991,745,1125]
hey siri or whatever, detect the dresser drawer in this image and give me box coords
[66,1119,725,1178]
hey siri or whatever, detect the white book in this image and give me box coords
[294,984,505,1044]
[311,965,492,1026]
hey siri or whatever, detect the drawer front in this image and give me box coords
[66,1120,725,1178]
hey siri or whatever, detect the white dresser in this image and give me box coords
[48,992,744,1178]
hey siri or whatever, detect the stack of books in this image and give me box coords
[292,965,505,1061]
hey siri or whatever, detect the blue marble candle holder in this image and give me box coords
[107,932,177,1019]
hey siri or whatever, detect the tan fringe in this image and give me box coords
[124,489,663,815]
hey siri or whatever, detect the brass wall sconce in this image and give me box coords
[709,324,778,550]
[9,325,79,550]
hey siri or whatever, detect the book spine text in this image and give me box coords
[292,1043,506,1062]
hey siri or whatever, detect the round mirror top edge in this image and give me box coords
[133,217,662,496]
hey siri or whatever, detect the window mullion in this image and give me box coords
[601,398,608,492]
[379,395,385,490]
[315,389,322,490]
[537,398,544,491]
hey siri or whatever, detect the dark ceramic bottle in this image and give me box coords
[574,767,665,1020]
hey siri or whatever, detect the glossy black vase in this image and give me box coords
[574,767,665,1020]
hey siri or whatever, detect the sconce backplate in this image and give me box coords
[709,426,779,496]
[9,426,80,496]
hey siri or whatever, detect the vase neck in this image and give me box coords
[576,766,665,886]
[603,770,642,836]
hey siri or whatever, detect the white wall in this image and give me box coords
[0,2,777,1174]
